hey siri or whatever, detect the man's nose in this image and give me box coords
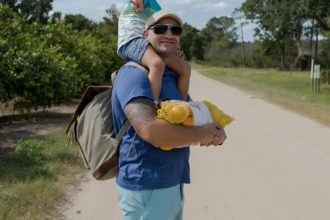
[163,29,175,37]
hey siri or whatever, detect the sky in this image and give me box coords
[52,0,256,42]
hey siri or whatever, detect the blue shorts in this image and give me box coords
[117,184,184,220]
[118,37,150,64]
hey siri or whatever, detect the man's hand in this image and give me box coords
[176,47,184,58]
[124,98,226,148]
[199,123,226,147]
[130,0,144,12]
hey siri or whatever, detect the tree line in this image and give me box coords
[181,0,330,71]
[241,0,330,70]
[0,0,329,111]
[0,2,123,111]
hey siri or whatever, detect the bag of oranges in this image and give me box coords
[157,100,234,150]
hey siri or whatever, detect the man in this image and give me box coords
[112,10,226,220]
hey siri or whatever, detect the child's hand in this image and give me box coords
[130,0,144,12]
[176,47,184,58]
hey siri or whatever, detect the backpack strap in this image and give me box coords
[111,61,148,85]
[125,61,148,75]
[67,62,149,139]
[113,120,130,148]
[112,62,149,145]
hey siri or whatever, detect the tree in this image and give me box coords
[0,0,18,12]
[99,4,119,35]
[0,0,53,23]
[233,8,248,67]
[18,0,53,23]
[64,14,96,32]
[304,0,330,65]
[0,4,123,111]
[191,33,205,60]
[202,16,237,47]
[319,17,330,69]
[180,23,199,60]
[50,11,61,23]
[241,0,330,70]
[242,0,297,69]
[201,16,238,61]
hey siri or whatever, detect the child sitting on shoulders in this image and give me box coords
[118,0,191,101]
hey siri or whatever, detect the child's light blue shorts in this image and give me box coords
[117,184,184,220]
[118,37,150,64]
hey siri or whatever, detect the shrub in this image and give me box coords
[0,4,123,111]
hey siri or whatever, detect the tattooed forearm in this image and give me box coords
[124,98,157,130]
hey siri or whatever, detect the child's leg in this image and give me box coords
[166,56,191,101]
[118,38,165,101]
[141,45,165,101]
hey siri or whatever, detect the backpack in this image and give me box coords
[66,62,148,181]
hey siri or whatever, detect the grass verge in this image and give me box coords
[0,127,83,220]
[192,63,330,127]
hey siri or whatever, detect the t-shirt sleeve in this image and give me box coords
[115,66,154,110]
[144,0,162,11]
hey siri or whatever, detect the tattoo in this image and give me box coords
[124,98,157,130]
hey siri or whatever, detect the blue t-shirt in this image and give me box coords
[112,65,190,190]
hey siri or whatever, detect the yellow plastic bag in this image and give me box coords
[157,100,234,150]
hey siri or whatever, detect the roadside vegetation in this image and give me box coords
[192,63,330,126]
[0,128,83,220]
[0,3,123,112]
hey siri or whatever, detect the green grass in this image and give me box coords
[0,128,84,220]
[192,63,330,126]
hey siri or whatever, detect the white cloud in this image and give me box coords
[213,2,228,10]
[163,0,194,4]
[115,2,125,11]
[161,1,228,14]
[163,0,227,8]
[193,2,228,11]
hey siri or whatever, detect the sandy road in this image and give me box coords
[62,69,330,220]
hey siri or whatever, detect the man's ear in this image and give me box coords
[143,30,148,38]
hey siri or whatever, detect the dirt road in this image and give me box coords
[62,69,330,220]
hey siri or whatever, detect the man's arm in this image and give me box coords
[124,97,226,148]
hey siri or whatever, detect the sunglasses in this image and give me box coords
[149,24,182,36]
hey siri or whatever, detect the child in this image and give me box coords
[118,0,191,101]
